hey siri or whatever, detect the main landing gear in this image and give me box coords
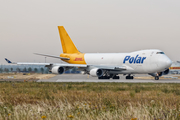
[98,76,110,79]
[112,75,120,79]
[98,74,120,79]
[126,74,134,79]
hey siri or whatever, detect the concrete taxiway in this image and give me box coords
[37,74,180,83]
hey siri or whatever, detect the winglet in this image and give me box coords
[5,58,12,63]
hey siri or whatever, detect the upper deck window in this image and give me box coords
[156,52,164,54]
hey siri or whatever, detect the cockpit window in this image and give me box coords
[156,52,164,54]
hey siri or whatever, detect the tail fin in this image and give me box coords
[5,58,12,63]
[58,26,80,54]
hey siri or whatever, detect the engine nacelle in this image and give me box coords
[149,69,170,77]
[90,68,103,77]
[163,69,169,75]
[51,66,65,74]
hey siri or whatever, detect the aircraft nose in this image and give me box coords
[161,56,172,68]
[157,56,172,70]
[165,58,172,68]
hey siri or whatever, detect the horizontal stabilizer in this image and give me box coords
[34,53,70,60]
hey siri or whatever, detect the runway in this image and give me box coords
[37,74,180,83]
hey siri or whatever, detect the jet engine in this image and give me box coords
[90,68,103,77]
[51,66,65,74]
[163,69,169,75]
[158,69,170,76]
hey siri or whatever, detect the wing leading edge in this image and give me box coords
[4,58,87,67]
[5,58,126,71]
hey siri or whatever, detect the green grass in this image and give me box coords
[0,82,180,119]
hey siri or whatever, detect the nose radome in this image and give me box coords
[163,56,172,68]
[156,56,172,70]
[166,58,172,68]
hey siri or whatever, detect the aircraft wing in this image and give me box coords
[92,65,126,70]
[5,58,87,67]
[5,58,126,70]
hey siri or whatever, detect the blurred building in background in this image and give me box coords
[169,61,180,74]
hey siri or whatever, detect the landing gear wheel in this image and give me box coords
[98,76,110,79]
[112,76,120,79]
[155,76,159,80]
[109,74,114,78]
[126,76,134,79]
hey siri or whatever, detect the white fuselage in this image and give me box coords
[84,49,172,74]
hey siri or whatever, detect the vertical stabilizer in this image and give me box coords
[58,26,80,54]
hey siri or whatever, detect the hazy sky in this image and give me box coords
[0,0,180,64]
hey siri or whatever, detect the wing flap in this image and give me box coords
[91,65,126,70]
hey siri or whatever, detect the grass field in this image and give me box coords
[0,73,56,80]
[0,82,180,120]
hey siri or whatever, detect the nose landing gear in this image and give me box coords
[154,76,159,80]
[154,73,160,80]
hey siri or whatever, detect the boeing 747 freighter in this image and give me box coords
[5,26,172,80]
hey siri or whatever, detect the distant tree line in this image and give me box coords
[0,66,80,74]
[0,67,49,74]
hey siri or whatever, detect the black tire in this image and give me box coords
[109,74,114,78]
[105,76,110,79]
[126,76,133,79]
[155,76,159,80]
[98,76,110,79]
[113,76,120,79]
